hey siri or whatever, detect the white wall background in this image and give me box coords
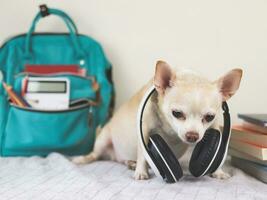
[1,0,267,123]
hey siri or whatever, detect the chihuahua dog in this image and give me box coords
[72,61,242,180]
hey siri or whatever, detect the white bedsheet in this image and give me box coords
[0,153,266,200]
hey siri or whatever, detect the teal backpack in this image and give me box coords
[0,6,114,156]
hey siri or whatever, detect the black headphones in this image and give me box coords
[137,86,231,183]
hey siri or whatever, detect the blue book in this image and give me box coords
[238,114,267,127]
[231,156,267,183]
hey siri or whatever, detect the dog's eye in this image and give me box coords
[204,114,215,122]
[172,110,186,120]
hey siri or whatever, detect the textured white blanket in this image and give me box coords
[0,153,266,200]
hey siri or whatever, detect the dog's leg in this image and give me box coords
[134,124,149,180]
[134,143,149,180]
[208,123,230,180]
[72,126,112,164]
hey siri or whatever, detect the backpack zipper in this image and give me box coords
[10,98,91,113]
[15,71,96,82]
[0,32,88,50]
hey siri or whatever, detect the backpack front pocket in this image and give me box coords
[2,103,96,156]
[13,73,97,101]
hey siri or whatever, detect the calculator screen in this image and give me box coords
[27,81,67,93]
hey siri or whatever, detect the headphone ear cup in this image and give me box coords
[189,129,221,177]
[148,134,183,183]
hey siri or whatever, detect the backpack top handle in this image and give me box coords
[24,5,85,61]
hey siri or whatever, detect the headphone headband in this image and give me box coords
[138,86,156,151]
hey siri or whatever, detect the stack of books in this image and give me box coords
[230,114,267,183]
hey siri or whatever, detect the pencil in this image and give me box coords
[2,82,27,107]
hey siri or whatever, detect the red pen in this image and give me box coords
[21,76,28,97]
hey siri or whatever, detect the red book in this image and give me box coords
[231,125,267,147]
[25,65,86,76]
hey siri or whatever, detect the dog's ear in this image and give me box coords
[215,68,243,101]
[154,61,175,94]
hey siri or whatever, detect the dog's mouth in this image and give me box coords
[183,140,200,145]
[180,136,202,145]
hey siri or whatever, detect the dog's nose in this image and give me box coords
[185,131,199,143]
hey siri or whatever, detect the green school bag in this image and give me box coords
[0,6,115,156]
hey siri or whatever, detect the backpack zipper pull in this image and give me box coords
[88,106,93,127]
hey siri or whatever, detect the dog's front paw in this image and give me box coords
[134,169,149,180]
[210,169,231,180]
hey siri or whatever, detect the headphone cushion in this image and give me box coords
[148,134,183,182]
[189,129,221,177]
